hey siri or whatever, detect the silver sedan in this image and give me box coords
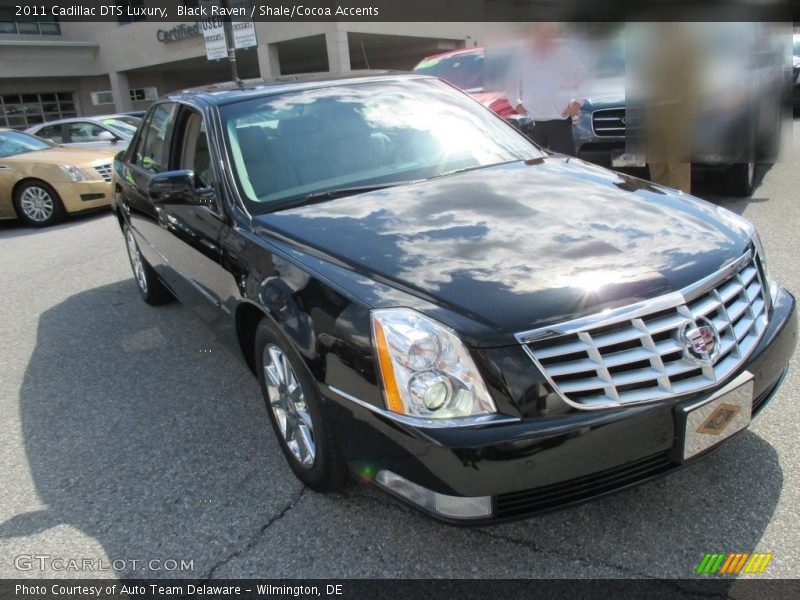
[26,115,141,150]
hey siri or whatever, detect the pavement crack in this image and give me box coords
[204,485,306,579]
[470,527,664,578]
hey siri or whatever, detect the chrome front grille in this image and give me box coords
[518,253,769,410]
[591,107,626,137]
[94,163,112,182]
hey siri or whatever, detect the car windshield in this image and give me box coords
[413,53,485,91]
[0,130,55,158]
[101,117,139,136]
[220,78,543,212]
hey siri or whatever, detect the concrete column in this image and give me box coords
[257,42,282,78]
[109,71,133,113]
[325,30,350,73]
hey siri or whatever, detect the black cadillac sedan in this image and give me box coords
[112,73,796,523]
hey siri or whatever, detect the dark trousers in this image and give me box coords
[532,118,576,156]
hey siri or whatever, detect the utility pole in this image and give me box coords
[220,0,240,84]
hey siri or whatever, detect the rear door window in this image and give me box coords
[35,124,64,143]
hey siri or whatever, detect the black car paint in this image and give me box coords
[112,74,796,522]
[255,158,752,346]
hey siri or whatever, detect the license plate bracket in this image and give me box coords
[676,371,754,462]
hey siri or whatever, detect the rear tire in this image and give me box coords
[757,115,781,163]
[13,180,66,227]
[255,317,348,492]
[123,224,174,305]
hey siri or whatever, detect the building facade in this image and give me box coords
[0,12,483,128]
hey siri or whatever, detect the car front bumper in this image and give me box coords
[326,286,796,523]
[52,180,113,214]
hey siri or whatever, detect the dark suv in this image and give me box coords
[112,73,796,523]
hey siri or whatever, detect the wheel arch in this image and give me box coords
[12,177,62,204]
[235,301,269,375]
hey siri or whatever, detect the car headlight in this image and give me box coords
[715,206,767,273]
[59,164,92,182]
[371,308,496,419]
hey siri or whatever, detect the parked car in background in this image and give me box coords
[120,110,147,119]
[413,47,534,134]
[0,129,115,226]
[26,115,141,150]
[112,73,795,522]
[573,24,786,196]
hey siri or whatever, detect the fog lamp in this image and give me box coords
[375,470,493,520]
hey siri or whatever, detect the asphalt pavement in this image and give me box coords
[0,118,798,581]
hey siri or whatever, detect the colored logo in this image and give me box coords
[680,318,720,366]
[696,552,773,575]
[697,403,741,435]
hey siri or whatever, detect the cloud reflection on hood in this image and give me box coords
[258,158,746,332]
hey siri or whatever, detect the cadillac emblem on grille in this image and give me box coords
[680,317,720,366]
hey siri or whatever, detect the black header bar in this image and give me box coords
[0,0,797,22]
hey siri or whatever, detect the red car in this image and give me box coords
[413,47,517,118]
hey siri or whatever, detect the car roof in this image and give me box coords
[27,115,134,129]
[415,47,485,66]
[162,71,434,107]
[414,46,486,69]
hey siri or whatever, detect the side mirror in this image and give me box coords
[97,130,118,142]
[148,170,205,205]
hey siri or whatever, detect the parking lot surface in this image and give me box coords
[0,120,798,580]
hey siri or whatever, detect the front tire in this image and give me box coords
[14,181,66,227]
[255,317,348,492]
[123,224,174,305]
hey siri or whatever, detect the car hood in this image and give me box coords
[1,146,117,168]
[254,158,750,346]
[583,76,625,106]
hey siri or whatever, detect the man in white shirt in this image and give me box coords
[505,23,590,155]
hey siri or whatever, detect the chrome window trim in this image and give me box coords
[516,250,769,411]
[327,386,520,429]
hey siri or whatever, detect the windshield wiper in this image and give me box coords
[268,183,406,211]
[433,159,525,180]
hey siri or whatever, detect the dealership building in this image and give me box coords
[0,13,483,128]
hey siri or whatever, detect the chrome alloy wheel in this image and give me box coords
[20,186,54,223]
[125,229,148,294]
[263,344,316,468]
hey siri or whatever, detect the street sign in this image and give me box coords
[199,0,256,60]
[201,17,227,61]
[230,0,257,49]
[232,20,257,49]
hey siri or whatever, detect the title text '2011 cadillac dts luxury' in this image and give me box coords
[112,73,796,523]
